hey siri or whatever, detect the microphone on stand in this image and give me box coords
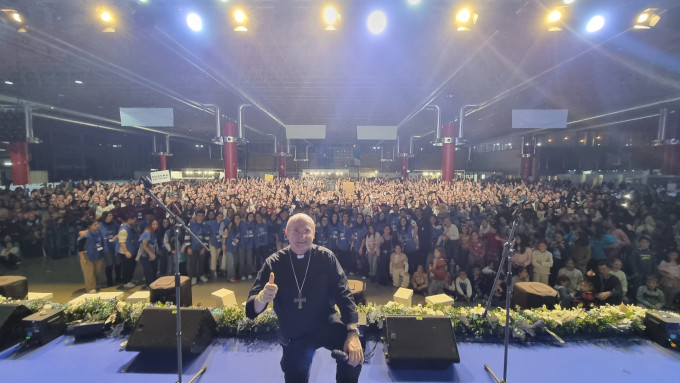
[139,176,153,189]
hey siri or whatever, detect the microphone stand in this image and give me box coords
[139,178,210,383]
[482,215,519,383]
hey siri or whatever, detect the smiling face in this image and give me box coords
[286,214,315,255]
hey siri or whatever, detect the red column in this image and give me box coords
[278,144,287,178]
[521,155,533,181]
[442,122,455,182]
[401,156,408,179]
[9,142,29,186]
[159,155,167,171]
[662,144,680,175]
[222,122,238,179]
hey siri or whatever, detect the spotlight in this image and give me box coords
[563,0,576,4]
[634,8,662,29]
[586,15,605,33]
[101,11,112,22]
[2,9,27,32]
[186,13,202,32]
[367,10,387,34]
[323,6,340,30]
[233,9,248,32]
[455,8,478,31]
[407,0,421,5]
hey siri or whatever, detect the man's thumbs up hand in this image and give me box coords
[257,272,278,305]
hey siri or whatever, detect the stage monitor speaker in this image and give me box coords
[0,304,32,350]
[385,315,460,369]
[126,307,216,354]
[644,310,680,350]
[512,282,559,309]
[23,308,66,346]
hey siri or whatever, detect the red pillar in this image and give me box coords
[662,144,680,175]
[278,144,287,178]
[159,155,167,171]
[401,156,408,179]
[222,122,238,179]
[442,122,456,182]
[521,155,533,181]
[9,142,29,186]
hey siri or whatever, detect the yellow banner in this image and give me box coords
[264,174,274,181]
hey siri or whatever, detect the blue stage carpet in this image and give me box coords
[1,336,678,382]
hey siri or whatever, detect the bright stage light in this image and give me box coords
[634,8,662,29]
[407,0,422,5]
[233,9,248,31]
[586,15,605,33]
[324,6,340,30]
[563,0,575,4]
[548,10,561,23]
[11,12,21,23]
[187,12,202,32]
[455,8,478,31]
[367,10,387,34]
[101,11,112,22]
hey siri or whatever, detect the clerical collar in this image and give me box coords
[296,253,305,259]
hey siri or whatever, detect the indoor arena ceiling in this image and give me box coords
[0,0,679,146]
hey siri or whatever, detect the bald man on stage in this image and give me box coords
[246,213,363,383]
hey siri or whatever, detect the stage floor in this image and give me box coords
[1,335,678,382]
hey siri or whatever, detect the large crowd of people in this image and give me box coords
[1,176,679,309]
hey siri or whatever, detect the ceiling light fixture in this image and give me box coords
[233,9,248,32]
[367,10,387,34]
[586,15,605,33]
[187,12,203,32]
[455,8,478,31]
[634,8,662,29]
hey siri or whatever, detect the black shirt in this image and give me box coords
[246,245,358,340]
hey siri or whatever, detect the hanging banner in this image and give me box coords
[150,170,171,184]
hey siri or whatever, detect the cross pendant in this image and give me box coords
[294,293,306,309]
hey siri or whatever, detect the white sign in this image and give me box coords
[285,125,326,139]
[357,125,397,140]
[120,108,174,127]
[150,170,171,184]
[512,109,568,129]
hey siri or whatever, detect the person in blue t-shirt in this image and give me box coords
[239,212,256,280]
[98,211,120,287]
[254,212,270,271]
[336,212,353,273]
[77,218,104,293]
[138,219,160,287]
[188,210,211,285]
[208,212,225,279]
[351,214,369,278]
[222,214,242,282]
[327,212,340,252]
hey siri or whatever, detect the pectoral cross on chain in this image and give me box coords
[294,292,306,309]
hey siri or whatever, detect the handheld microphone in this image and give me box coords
[331,349,349,362]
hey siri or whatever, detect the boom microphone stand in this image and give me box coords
[140,177,210,383]
[481,213,519,383]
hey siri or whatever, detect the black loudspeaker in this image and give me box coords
[512,282,559,309]
[645,310,680,350]
[385,315,460,369]
[0,304,32,350]
[23,308,66,346]
[126,307,216,354]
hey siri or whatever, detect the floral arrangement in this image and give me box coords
[1,294,675,343]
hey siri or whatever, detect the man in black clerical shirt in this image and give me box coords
[246,213,363,383]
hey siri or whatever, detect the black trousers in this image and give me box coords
[279,319,361,383]
[140,256,158,287]
[119,253,137,284]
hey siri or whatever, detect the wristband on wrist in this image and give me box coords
[347,328,360,336]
